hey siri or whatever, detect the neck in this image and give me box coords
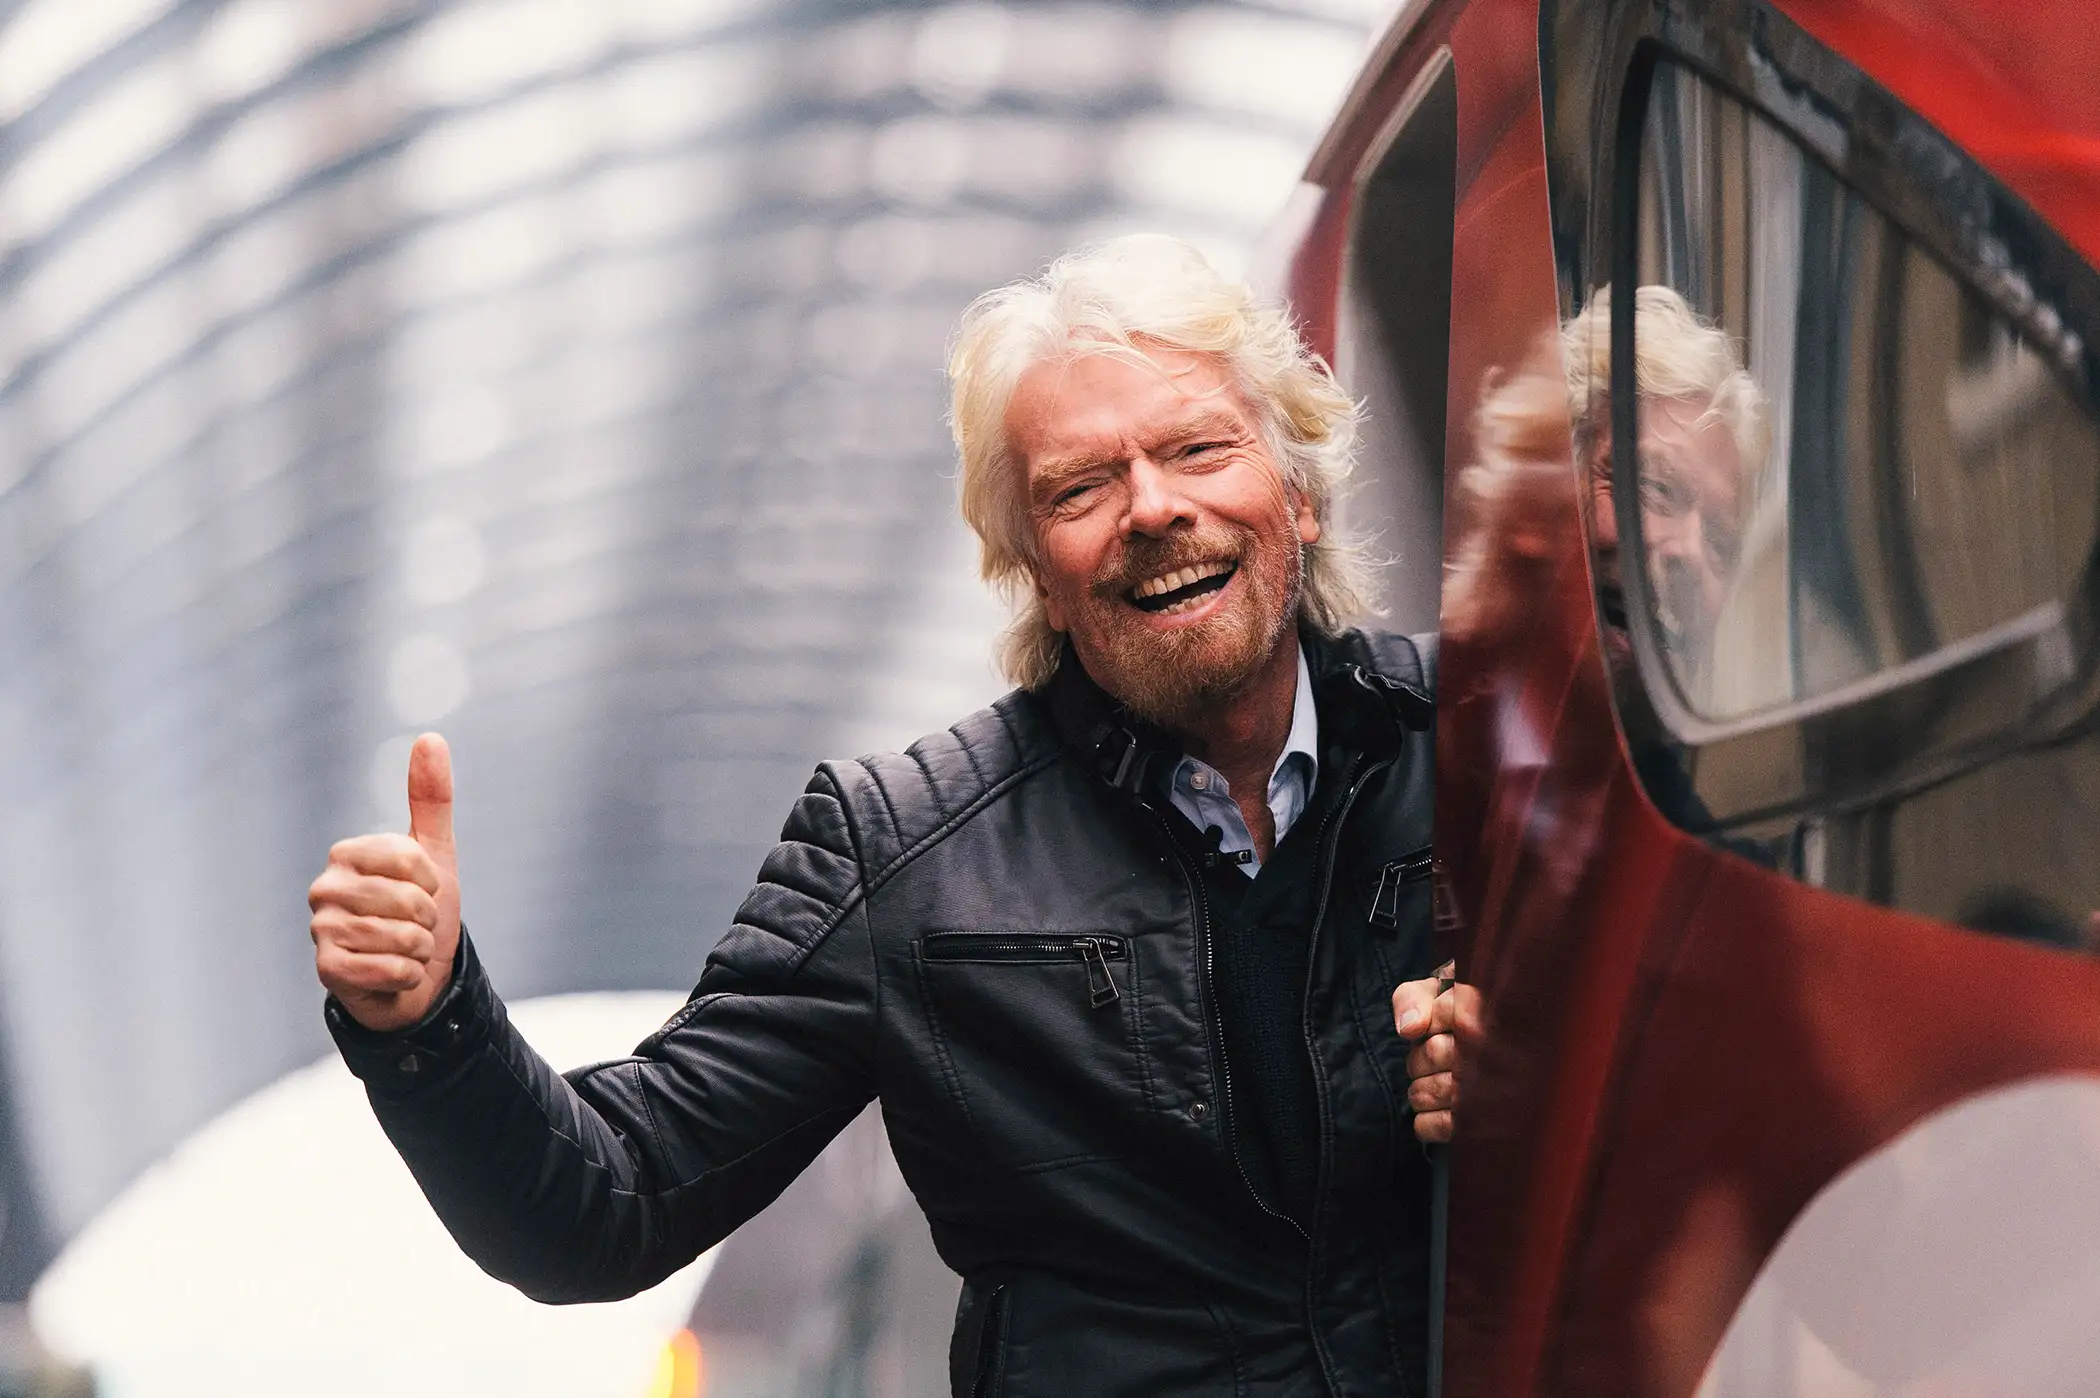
[1173,632,1302,799]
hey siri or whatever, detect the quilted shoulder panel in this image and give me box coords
[704,691,1059,986]
[830,689,1058,890]
[705,766,865,987]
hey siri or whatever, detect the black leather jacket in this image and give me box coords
[330,628,1438,1398]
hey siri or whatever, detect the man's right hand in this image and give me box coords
[308,733,462,1031]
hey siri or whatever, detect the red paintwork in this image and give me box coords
[1773,0,2100,268]
[1283,3,2100,1395]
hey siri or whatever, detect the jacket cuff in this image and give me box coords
[325,927,499,1096]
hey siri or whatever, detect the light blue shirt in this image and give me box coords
[1165,649,1319,877]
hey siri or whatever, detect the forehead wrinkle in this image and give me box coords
[1150,402,1248,446]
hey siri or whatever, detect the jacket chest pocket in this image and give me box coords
[914,932,1156,1168]
[1366,846,1433,934]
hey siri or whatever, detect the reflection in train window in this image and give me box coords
[1604,61,2100,724]
[1577,58,2100,951]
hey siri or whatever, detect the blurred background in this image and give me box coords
[0,0,1399,1392]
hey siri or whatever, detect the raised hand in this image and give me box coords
[308,733,463,1031]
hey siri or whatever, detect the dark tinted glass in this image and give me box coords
[1590,61,2100,725]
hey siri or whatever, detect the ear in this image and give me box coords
[1034,571,1070,633]
[1294,490,1322,547]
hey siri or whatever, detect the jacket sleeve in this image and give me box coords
[327,765,878,1304]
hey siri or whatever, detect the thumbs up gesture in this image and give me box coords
[308,734,463,1031]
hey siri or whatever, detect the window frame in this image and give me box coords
[1337,47,1457,635]
[1583,0,2100,829]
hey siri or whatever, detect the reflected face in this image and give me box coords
[1008,346,1318,727]
[1589,396,1745,671]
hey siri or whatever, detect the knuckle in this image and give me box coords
[361,841,407,877]
[315,946,349,987]
[333,835,383,868]
[361,874,415,917]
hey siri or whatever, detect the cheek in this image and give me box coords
[1033,530,1101,627]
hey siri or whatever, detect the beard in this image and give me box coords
[1066,521,1304,733]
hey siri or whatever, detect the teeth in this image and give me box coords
[1134,559,1232,599]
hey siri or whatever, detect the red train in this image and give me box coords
[1276,0,2100,1393]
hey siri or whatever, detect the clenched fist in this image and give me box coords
[308,733,462,1031]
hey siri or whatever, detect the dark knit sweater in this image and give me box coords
[1188,752,1357,1227]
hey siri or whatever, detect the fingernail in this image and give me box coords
[1397,1006,1423,1035]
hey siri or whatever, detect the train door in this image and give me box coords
[1292,0,2100,1392]
[1456,0,2100,1393]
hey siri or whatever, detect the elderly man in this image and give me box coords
[308,236,1464,1398]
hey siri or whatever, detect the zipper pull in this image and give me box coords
[1369,851,1434,931]
[1077,937,1120,1008]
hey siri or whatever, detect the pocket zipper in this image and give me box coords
[919,934,1125,1008]
[971,1282,1010,1398]
[1369,849,1434,931]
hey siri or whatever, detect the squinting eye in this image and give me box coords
[1183,442,1225,457]
[1055,483,1096,506]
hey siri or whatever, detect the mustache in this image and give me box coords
[1090,526,1250,596]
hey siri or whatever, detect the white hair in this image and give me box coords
[1560,283,1769,473]
[948,234,1380,690]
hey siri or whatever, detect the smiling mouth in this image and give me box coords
[1128,560,1238,615]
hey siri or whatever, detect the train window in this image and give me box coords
[1340,53,1454,633]
[1587,61,2100,728]
[1572,51,2100,946]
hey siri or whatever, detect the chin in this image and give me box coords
[1083,604,1283,728]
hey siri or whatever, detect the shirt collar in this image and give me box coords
[1271,644,1319,799]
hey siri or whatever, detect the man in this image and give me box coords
[1551,284,1779,859]
[1560,284,1767,714]
[308,235,1465,1397]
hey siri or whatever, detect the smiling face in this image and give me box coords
[1007,344,1319,728]
[1588,396,1746,682]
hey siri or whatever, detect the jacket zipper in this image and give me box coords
[1297,755,1395,1398]
[918,934,1124,1008]
[1143,807,1310,1244]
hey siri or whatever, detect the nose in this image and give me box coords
[1123,456,1193,537]
[1645,506,1702,564]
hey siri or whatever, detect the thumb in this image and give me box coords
[407,732,456,862]
[1393,979,1437,1038]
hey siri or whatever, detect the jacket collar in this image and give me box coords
[1040,627,1432,800]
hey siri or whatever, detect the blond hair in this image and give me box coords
[948,234,1379,690]
[1559,283,1768,472]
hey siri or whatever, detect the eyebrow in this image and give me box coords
[1029,407,1251,500]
